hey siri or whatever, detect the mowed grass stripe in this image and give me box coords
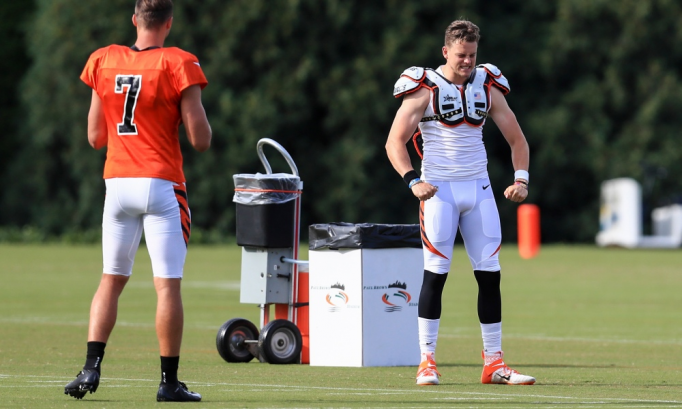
[4,314,681,346]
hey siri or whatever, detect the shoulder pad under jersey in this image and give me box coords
[477,63,510,94]
[393,67,426,98]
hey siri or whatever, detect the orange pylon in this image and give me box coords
[518,204,540,259]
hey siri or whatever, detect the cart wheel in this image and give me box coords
[216,318,259,363]
[258,319,302,364]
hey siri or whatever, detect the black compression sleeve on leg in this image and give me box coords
[474,270,502,324]
[418,270,448,319]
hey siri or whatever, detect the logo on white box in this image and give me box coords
[325,283,349,312]
[382,281,413,312]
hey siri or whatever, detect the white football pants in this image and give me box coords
[420,178,502,274]
[101,178,190,278]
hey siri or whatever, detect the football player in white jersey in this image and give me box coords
[385,19,535,386]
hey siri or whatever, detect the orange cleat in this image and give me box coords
[416,354,441,385]
[481,351,535,385]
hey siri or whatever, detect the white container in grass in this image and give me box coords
[308,223,422,367]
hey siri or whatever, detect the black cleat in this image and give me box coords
[64,369,100,399]
[157,381,202,402]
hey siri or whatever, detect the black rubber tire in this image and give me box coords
[216,318,259,363]
[258,319,302,364]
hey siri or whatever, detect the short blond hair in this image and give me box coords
[444,20,480,46]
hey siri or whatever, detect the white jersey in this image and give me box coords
[393,64,510,182]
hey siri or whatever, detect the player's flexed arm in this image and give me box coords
[386,87,439,201]
[488,86,530,203]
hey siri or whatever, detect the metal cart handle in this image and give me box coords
[257,138,299,176]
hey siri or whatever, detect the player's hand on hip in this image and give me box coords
[412,182,438,201]
[504,183,528,203]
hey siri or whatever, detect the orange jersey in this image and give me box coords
[81,45,208,183]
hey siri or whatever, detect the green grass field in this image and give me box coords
[1,244,681,408]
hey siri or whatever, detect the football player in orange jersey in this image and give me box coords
[65,0,211,402]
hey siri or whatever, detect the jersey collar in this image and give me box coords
[130,45,161,52]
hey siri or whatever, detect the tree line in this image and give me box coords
[1,0,681,243]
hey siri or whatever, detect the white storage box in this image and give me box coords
[308,223,422,367]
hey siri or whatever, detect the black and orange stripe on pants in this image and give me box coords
[419,201,448,260]
[174,183,191,247]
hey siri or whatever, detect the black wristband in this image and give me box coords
[403,170,419,186]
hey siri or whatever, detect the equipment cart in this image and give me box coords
[216,138,309,364]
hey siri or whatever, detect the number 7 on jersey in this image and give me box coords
[115,74,142,135]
